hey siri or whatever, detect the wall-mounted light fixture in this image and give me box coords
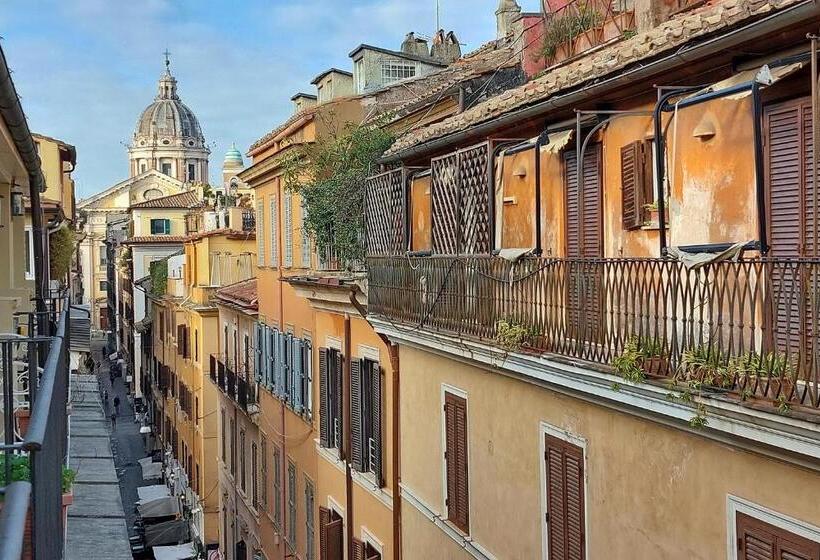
[693,117,716,141]
[513,166,527,178]
[11,190,24,216]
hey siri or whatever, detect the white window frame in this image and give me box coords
[381,61,416,84]
[539,421,589,560]
[354,59,365,93]
[256,200,265,267]
[270,194,279,267]
[439,384,470,526]
[726,495,820,560]
[284,189,293,267]
[24,227,34,280]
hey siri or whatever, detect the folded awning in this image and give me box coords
[152,543,196,560]
[143,519,189,547]
[139,496,180,518]
[137,484,170,503]
[683,62,805,102]
[139,457,162,480]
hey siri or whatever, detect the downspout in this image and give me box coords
[343,313,354,560]
[348,288,401,560]
[533,131,549,255]
[0,44,48,324]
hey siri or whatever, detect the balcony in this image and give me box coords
[0,300,71,559]
[209,355,258,416]
[368,256,820,416]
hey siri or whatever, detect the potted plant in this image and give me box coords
[643,201,659,225]
[571,2,604,54]
[61,465,77,528]
[14,407,31,438]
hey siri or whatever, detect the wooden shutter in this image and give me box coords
[737,512,820,560]
[370,361,383,486]
[350,358,364,472]
[352,538,366,560]
[284,190,294,267]
[325,511,343,560]
[334,351,344,456]
[545,434,585,560]
[620,141,649,230]
[444,392,469,533]
[270,195,279,266]
[564,145,603,257]
[293,338,304,413]
[319,506,329,559]
[177,324,184,355]
[319,348,329,447]
[257,200,265,267]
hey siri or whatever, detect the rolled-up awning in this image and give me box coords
[137,484,170,503]
[152,543,196,560]
[139,496,180,518]
[143,519,189,547]
[139,457,162,480]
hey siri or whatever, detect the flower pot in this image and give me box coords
[573,27,602,55]
[641,356,670,378]
[62,492,73,534]
[14,408,31,438]
[552,41,573,64]
[603,11,635,42]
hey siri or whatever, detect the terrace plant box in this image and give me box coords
[573,27,603,55]
[602,11,635,42]
[552,41,573,65]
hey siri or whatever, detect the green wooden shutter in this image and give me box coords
[319,348,329,447]
[370,361,383,486]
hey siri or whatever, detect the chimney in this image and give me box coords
[430,30,462,64]
[401,32,429,58]
[496,0,522,39]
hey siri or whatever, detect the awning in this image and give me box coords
[139,457,162,480]
[139,496,180,518]
[144,519,189,547]
[683,62,805,102]
[152,543,196,560]
[542,129,574,154]
[137,484,170,503]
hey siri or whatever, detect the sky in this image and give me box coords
[1,0,540,200]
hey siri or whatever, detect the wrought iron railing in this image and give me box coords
[368,256,820,412]
[0,301,70,559]
[241,209,256,232]
[210,355,257,413]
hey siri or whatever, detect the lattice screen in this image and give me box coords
[431,152,460,255]
[366,168,405,256]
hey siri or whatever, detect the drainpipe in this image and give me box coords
[0,44,48,326]
[343,313,354,560]
[533,131,550,255]
[348,288,401,560]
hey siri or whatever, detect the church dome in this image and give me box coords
[224,143,243,167]
[133,67,204,144]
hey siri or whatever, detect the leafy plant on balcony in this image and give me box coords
[613,336,666,383]
[150,259,168,297]
[677,345,734,390]
[495,319,534,351]
[49,226,77,283]
[280,119,395,267]
[0,454,76,494]
[541,1,603,60]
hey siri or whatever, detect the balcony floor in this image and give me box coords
[65,364,132,560]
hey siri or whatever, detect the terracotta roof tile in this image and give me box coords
[122,236,188,245]
[215,278,258,309]
[130,189,202,209]
[186,228,256,242]
[385,0,804,157]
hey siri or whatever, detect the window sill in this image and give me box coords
[639,222,668,231]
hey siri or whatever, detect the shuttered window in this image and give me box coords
[737,512,820,560]
[620,140,654,230]
[444,392,469,533]
[260,436,268,511]
[319,347,343,453]
[350,358,384,486]
[273,444,282,530]
[269,195,279,266]
[240,430,246,493]
[544,433,585,560]
[305,477,315,560]
[287,460,297,550]
[319,506,344,560]
[352,538,382,560]
[284,189,294,267]
[301,199,311,268]
[564,144,603,257]
[257,200,265,267]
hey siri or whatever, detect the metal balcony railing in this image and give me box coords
[368,256,820,413]
[0,300,70,560]
[241,209,256,232]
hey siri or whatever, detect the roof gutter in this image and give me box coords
[381,0,820,163]
[0,44,48,319]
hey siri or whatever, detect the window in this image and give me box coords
[269,195,279,266]
[194,329,199,362]
[317,84,328,103]
[444,391,469,533]
[100,251,107,267]
[300,200,311,267]
[99,280,108,292]
[352,538,382,560]
[251,442,258,509]
[230,418,236,477]
[620,140,655,230]
[240,430,246,493]
[187,163,196,182]
[195,396,199,426]
[272,444,282,530]
[150,218,171,235]
[284,190,293,267]
[305,478,315,560]
[140,163,147,173]
[381,61,416,84]
[354,59,366,93]
[736,511,820,559]
[351,358,383,485]
[260,437,268,510]
[257,200,265,267]
[287,460,297,550]
[319,347,343,453]
[161,162,172,176]
[319,506,343,560]
[544,432,585,560]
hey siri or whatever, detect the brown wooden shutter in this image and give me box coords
[350,358,364,472]
[737,512,820,560]
[545,433,585,560]
[352,538,366,560]
[334,351,344,457]
[176,324,184,355]
[444,392,469,533]
[370,361,383,486]
[326,514,343,560]
[319,348,329,447]
[620,141,646,230]
[319,506,329,559]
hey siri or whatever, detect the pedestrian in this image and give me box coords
[110,412,117,429]
[109,369,115,384]
[113,395,120,416]
[102,390,108,409]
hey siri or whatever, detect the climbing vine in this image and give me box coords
[150,259,168,297]
[280,120,394,266]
